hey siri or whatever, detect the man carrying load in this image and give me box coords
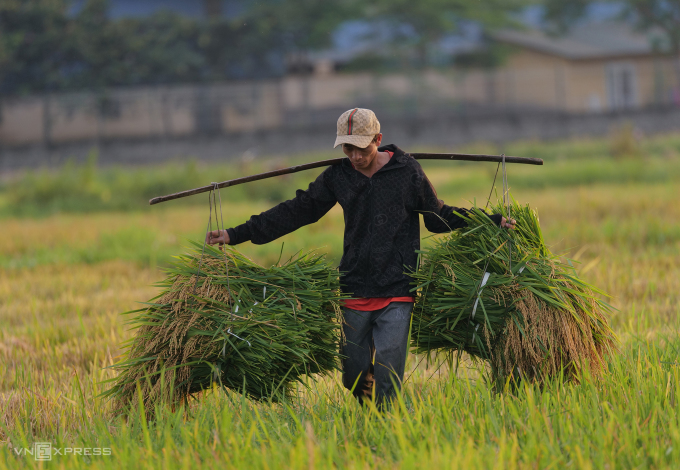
[206,108,516,408]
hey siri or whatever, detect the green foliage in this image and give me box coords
[0,0,536,93]
[609,122,642,159]
[453,43,516,69]
[2,133,680,274]
[626,0,680,53]
[71,4,206,88]
[0,152,315,217]
[0,0,72,94]
[4,133,680,219]
[0,0,286,94]
[244,0,361,52]
[541,0,590,34]
[2,154,204,215]
[0,0,368,94]
[365,0,528,67]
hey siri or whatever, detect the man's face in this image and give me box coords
[342,134,382,169]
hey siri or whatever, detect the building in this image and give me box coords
[490,21,678,112]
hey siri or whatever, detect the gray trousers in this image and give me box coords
[341,302,413,406]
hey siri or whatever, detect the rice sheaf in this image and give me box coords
[103,243,346,415]
[410,199,618,385]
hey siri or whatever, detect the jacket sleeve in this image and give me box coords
[226,168,337,245]
[415,165,502,233]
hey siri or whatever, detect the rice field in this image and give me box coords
[1,133,680,469]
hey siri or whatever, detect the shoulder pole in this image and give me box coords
[149,153,543,205]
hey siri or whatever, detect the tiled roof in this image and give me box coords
[493,22,665,59]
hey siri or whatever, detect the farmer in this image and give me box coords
[206,108,516,408]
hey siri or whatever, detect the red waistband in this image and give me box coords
[343,297,415,311]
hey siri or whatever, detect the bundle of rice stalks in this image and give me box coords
[411,199,617,384]
[103,242,346,415]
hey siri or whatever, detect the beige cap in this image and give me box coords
[333,108,380,148]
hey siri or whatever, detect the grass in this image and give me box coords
[1,131,679,468]
[3,130,680,218]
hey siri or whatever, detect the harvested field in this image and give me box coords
[1,135,679,469]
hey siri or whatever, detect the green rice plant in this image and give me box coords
[102,242,347,415]
[411,198,618,384]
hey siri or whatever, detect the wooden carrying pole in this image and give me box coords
[149,153,543,205]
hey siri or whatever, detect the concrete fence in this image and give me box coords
[0,69,575,148]
[2,68,680,169]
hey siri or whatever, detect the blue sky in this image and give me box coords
[75,1,624,24]
[70,0,245,18]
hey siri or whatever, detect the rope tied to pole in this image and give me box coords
[469,154,514,342]
[194,184,250,384]
[501,154,512,274]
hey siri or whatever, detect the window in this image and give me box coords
[606,62,638,110]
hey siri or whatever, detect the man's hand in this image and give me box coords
[500,217,516,230]
[206,229,230,245]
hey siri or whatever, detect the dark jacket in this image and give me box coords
[227,144,502,297]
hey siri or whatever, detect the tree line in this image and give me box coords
[0,0,531,95]
[2,0,677,96]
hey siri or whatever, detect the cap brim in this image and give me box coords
[333,134,374,149]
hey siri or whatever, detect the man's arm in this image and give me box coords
[207,168,337,246]
[415,166,513,233]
